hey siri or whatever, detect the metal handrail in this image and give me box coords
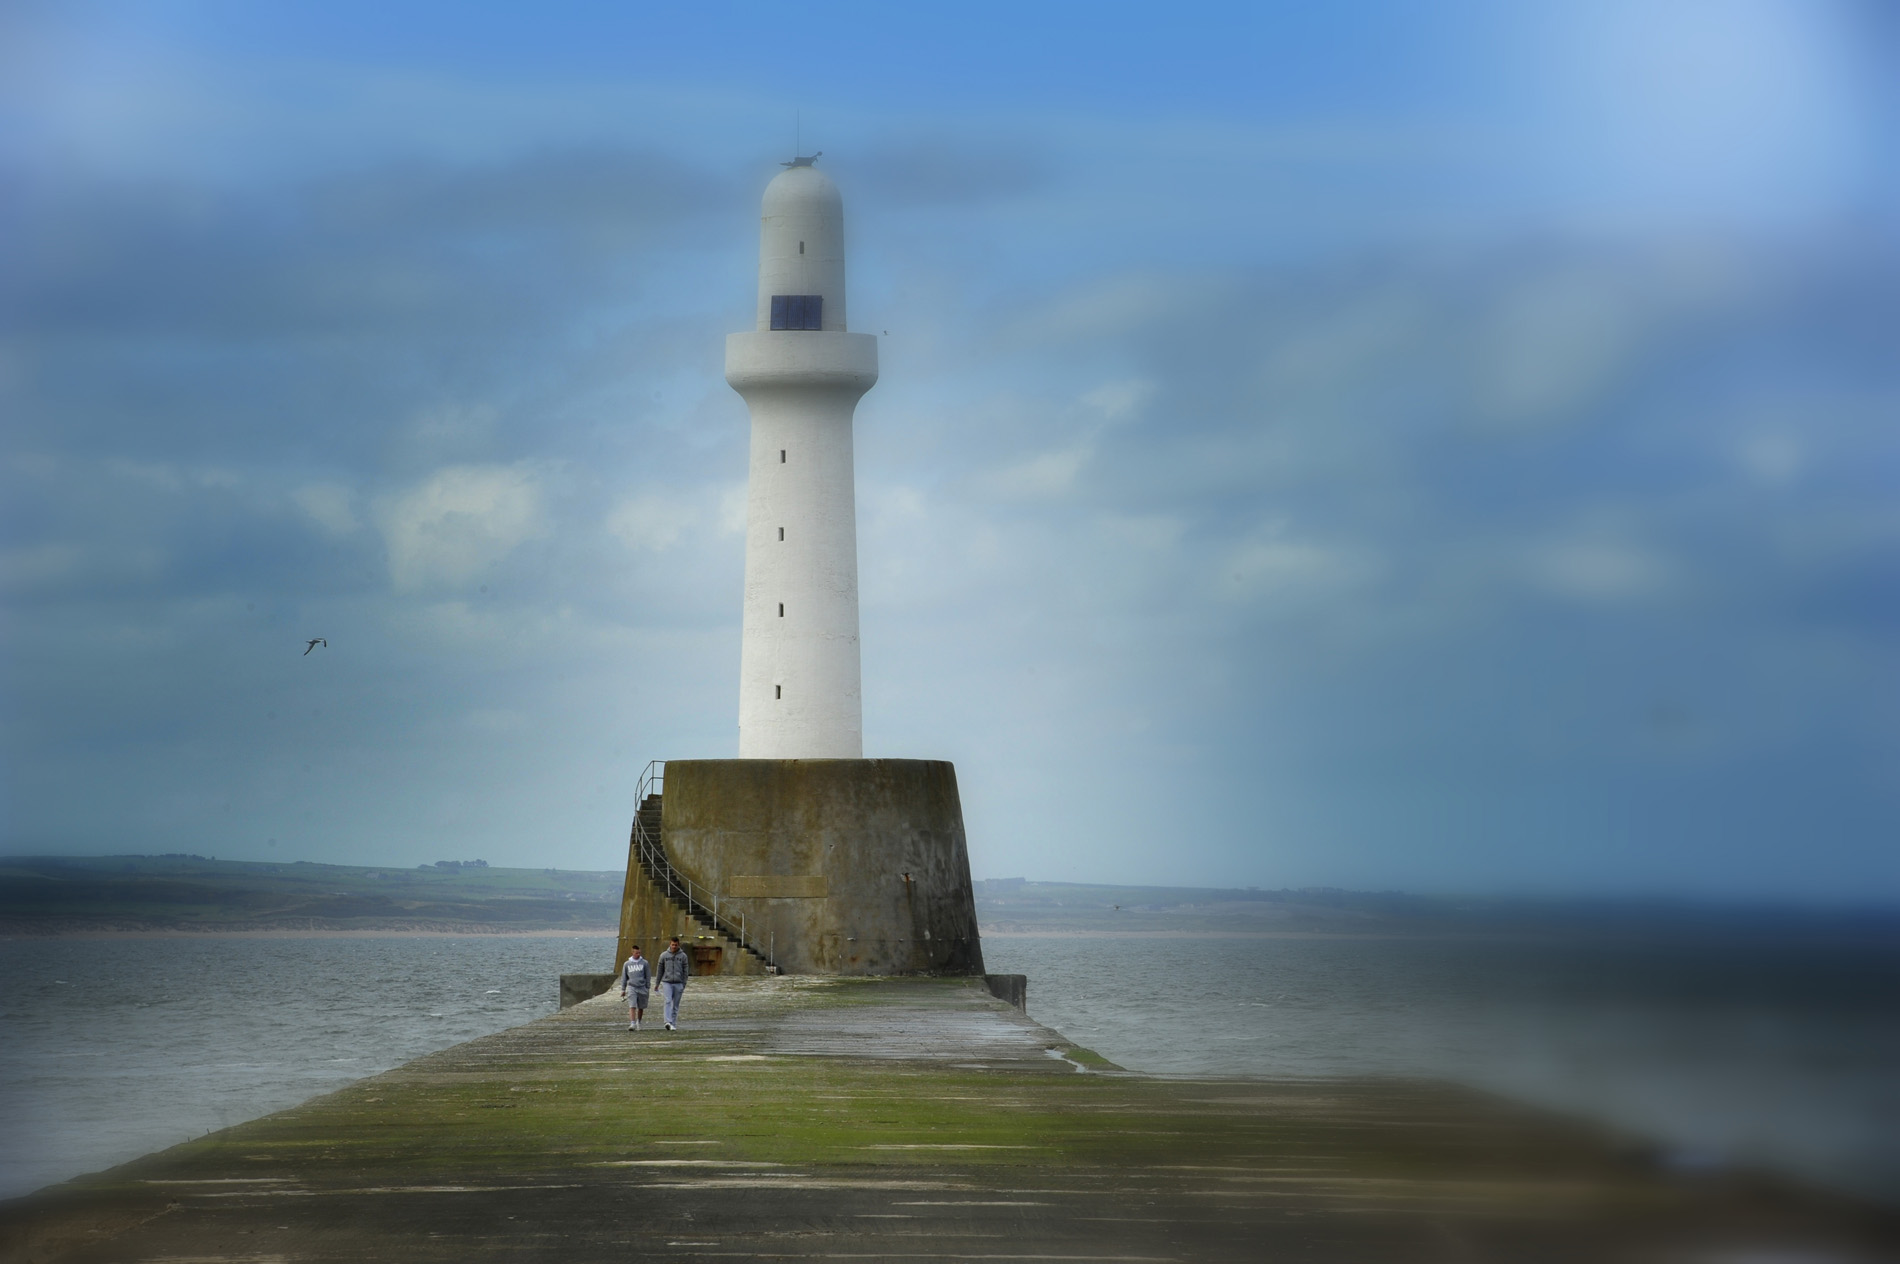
[630,760,776,971]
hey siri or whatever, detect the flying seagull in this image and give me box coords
[303,638,327,655]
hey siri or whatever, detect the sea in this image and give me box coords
[2,930,1896,1205]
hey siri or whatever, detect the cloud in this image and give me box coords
[1735,432,1804,485]
[605,489,696,553]
[105,461,243,494]
[980,445,1091,500]
[1079,379,1155,422]
[1003,275,1210,345]
[852,135,1050,207]
[1222,531,1381,604]
[377,464,549,592]
[293,482,359,537]
[0,542,86,592]
[1471,268,1643,426]
[718,484,749,536]
[972,378,1153,500]
[1524,536,1671,603]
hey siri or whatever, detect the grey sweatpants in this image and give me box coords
[661,981,684,1027]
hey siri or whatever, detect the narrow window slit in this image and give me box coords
[778,603,784,617]
[775,685,781,700]
[778,527,784,541]
[779,450,786,464]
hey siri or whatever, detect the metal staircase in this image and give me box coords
[628,761,776,972]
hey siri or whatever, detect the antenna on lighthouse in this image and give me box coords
[784,111,819,168]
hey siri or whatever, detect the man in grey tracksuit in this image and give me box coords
[655,936,690,1031]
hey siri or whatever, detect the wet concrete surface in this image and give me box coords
[3,976,1897,1262]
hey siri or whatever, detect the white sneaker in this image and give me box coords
[665,1023,675,1031]
[627,1022,635,1030]
[635,1020,642,1031]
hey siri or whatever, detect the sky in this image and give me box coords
[2,1,1896,896]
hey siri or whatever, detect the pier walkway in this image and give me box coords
[4,976,1895,1262]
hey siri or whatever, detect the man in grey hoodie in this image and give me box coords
[655,936,690,1031]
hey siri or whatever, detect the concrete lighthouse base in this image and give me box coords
[615,759,984,977]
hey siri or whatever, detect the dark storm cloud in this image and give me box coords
[853,230,1900,891]
[986,238,1899,631]
[6,149,732,338]
[2,148,739,474]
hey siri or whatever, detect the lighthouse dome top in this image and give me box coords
[762,161,842,218]
[755,158,848,332]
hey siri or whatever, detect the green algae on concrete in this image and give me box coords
[4,977,1897,1263]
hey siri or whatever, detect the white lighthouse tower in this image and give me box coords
[613,155,984,979]
[726,156,878,758]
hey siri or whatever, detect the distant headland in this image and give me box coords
[0,854,620,935]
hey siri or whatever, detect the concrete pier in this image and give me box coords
[5,978,1896,1262]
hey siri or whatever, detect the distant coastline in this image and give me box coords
[4,855,1896,943]
[6,922,1412,941]
[0,923,617,938]
[18,925,1793,942]
[0,854,621,937]
[25,925,1870,942]
[982,928,1455,939]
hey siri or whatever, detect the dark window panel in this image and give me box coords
[769,295,823,330]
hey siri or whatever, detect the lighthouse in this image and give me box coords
[612,155,984,981]
[725,155,878,758]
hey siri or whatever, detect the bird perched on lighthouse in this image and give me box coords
[726,156,878,758]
